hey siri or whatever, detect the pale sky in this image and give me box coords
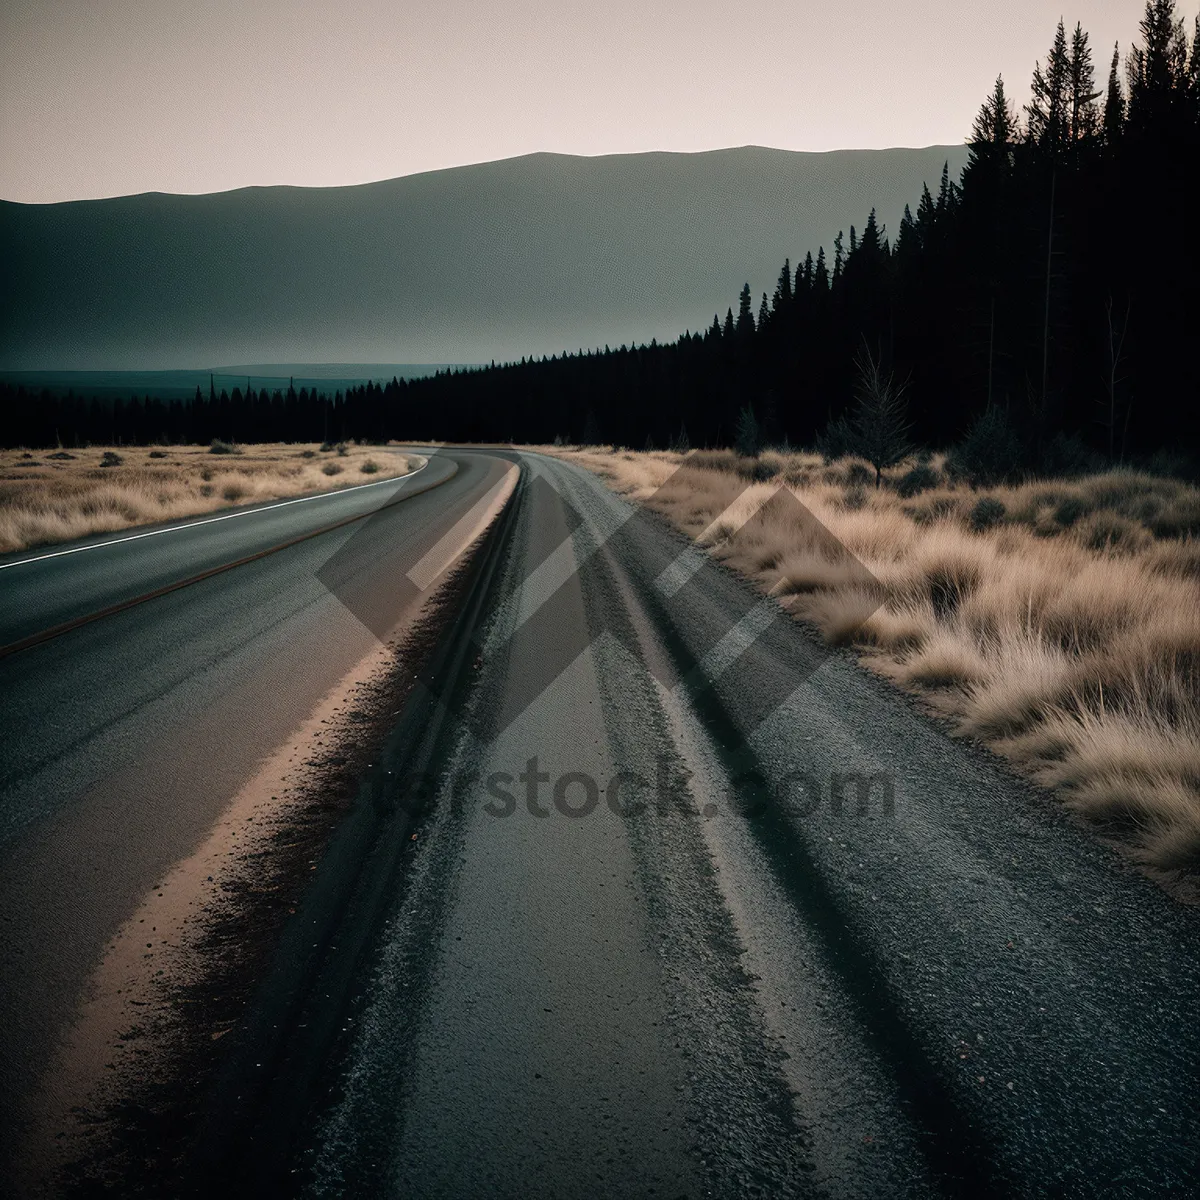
[0,1,1164,204]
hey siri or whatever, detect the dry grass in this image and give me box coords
[0,444,424,554]
[548,444,1200,878]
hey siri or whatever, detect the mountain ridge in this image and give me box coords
[1,144,969,369]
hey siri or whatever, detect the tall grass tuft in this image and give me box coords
[550,444,1200,879]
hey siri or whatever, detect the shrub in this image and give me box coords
[209,439,238,455]
[1039,432,1103,478]
[300,449,316,458]
[1082,472,1164,514]
[222,483,246,502]
[148,450,168,459]
[946,407,1024,485]
[689,449,740,474]
[360,459,379,474]
[335,442,349,457]
[47,450,76,460]
[1053,495,1089,527]
[910,496,961,525]
[734,406,761,458]
[1075,512,1151,553]
[970,496,1006,531]
[99,451,123,468]
[322,462,343,476]
[319,441,335,452]
[896,463,940,497]
[842,485,868,511]
[845,461,874,487]
[1148,494,1200,539]
[816,416,854,463]
[1144,448,1197,481]
[1129,494,1165,524]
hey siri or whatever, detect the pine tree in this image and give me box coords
[773,258,793,312]
[944,176,962,218]
[1127,0,1188,133]
[723,307,735,339]
[842,341,913,486]
[895,204,919,262]
[734,404,761,457]
[814,247,829,292]
[736,283,755,336]
[1027,20,1071,155]
[1068,22,1101,143]
[915,183,936,246]
[758,292,770,329]
[1103,43,1126,143]
[860,209,882,256]
[832,232,844,283]
[936,161,951,211]
[970,75,1018,160]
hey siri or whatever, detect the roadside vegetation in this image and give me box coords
[0,443,423,554]
[551,442,1200,880]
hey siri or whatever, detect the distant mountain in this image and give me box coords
[0,146,968,370]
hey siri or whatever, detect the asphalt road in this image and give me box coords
[0,448,513,1169]
[0,451,454,650]
[3,449,1199,1197]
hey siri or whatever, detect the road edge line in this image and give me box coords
[0,460,459,662]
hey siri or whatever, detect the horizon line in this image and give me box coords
[1,142,969,208]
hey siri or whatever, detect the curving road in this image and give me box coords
[2,449,1198,1197]
[0,448,510,1172]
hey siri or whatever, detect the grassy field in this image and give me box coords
[551,445,1200,881]
[0,443,424,554]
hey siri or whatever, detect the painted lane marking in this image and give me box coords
[0,459,428,572]
[0,461,460,662]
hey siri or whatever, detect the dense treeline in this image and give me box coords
[4,2,1198,471]
[1,377,403,449]
[398,1,1200,467]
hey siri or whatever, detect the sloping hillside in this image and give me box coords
[0,145,967,369]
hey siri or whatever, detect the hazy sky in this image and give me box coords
[0,1,1164,203]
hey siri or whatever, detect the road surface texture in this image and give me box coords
[2,449,1198,1197]
[0,448,513,1180]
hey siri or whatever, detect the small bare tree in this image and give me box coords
[843,341,913,486]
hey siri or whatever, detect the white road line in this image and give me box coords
[0,461,428,572]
